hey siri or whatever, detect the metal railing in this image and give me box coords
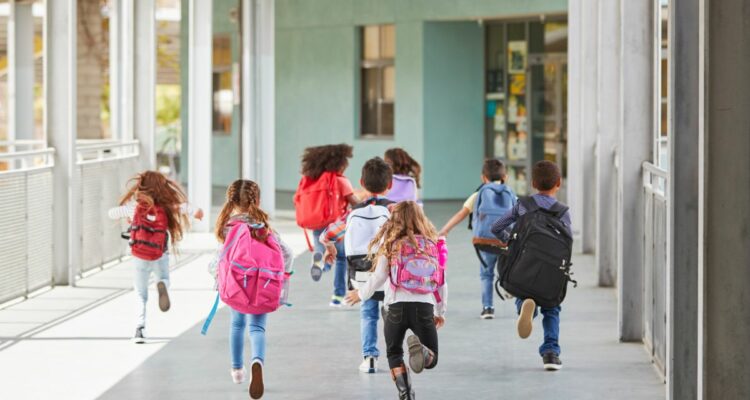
[642,161,668,374]
[0,147,56,304]
[74,140,141,277]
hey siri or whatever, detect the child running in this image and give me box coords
[212,179,294,399]
[345,202,447,400]
[107,171,203,343]
[294,144,359,307]
[438,159,515,319]
[384,148,421,203]
[491,160,571,371]
[320,157,394,374]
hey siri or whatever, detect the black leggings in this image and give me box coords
[384,302,439,369]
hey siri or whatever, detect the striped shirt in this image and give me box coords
[490,194,572,242]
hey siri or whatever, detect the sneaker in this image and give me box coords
[157,281,170,312]
[230,366,247,384]
[310,252,323,282]
[329,296,343,308]
[480,307,495,319]
[249,359,264,399]
[517,299,535,339]
[132,327,145,344]
[542,352,562,371]
[359,356,378,374]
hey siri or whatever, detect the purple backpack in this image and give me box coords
[389,175,418,203]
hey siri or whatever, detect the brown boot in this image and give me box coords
[391,363,415,400]
[407,335,435,373]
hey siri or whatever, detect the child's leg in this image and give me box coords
[311,229,328,268]
[478,251,498,309]
[515,297,538,339]
[384,303,409,368]
[132,258,151,328]
[407,303,439,371]
[539,306,561,356]
[248,313,268,363]
[230,310,247,369]
[360,298,380,358]
[155,253,170,287]
[331,240,347,302]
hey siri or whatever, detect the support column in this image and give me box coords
[109,0,134,141]
[241,0,275,214]
[45,0,77,285]
[616,0,653,341]
[700,1,750,398]
[595,0,620,286]
[566,0,583,252]
[134,0,155,170]
[8,1,34,141]
[579,0,599,254]
[187,0,212,231]
[668,0,700,398]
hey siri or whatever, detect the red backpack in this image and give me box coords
[128,203,169,261]
[293,171,344,230]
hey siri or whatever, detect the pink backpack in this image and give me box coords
[217,221,288,315]
[389,236,447,295]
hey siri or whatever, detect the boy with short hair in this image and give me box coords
[491,160,571,371]
[438,159,515,319]
[321,157,395,374]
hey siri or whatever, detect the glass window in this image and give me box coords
[212,35,233,135]
[360,24,394,138]
[656,0,669,169]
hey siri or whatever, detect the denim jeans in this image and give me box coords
[360,298,381,357]
[230,309,268,368]
[132,253,170,328]
[515,298,561,356]
[478,251,499,308]
[312,228,347,298]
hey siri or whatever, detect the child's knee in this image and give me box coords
[249,323,266,334]
[426,352,439,369]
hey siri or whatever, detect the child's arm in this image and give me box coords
[345,255,388,305]
[179,203,204,220]
[319,218,347,263]
[345,193,360,206]
[274,233,296,273]
[438,207,470,237]
[107,203,135,220]
[490,205,519,244]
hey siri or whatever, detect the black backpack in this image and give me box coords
[495,196,576,308]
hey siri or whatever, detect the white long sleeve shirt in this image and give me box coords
[357,255,447,317]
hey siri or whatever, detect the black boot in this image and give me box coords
[391,363,415,400]
[407,335,436,373]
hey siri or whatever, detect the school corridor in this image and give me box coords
[0,202,663,400]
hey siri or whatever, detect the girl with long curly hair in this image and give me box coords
[107,171,203,344]
[345,202,447,400]
[384,148,421,203]
[296,144,359,306]
[211,179,294,398]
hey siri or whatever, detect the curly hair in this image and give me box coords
[120,171,189,247]
[215,180,271,243]
[384,148,421,188]
[366,201,438,269]
[300,144,353,179]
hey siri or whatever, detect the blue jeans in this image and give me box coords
[230,309,267,368]
[312,228,347,298]
[361,298,381,357]
[478,251,498,308]
[132,253,170,328]
[515,298,561,356]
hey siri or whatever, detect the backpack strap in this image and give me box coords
[519,196,539,213]
[548,202,569,219]
[200,292,221,335]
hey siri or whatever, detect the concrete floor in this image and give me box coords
[0,202,665,399]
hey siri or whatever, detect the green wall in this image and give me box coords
[275,0,566,199]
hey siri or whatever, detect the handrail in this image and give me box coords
[76,139,139,151]
[642,161,667,179]
[0,147,55,176]
[0,148,56,160]
[0,139,46,146]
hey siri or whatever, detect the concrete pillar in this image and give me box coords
[700,1,750,398]
[616,0,653,341]
[668,0,699,398]
[579,0,599,255]
[109,0,134,141]
[45,0,77,285]
[566,0,583,252]
[241,0,275,214]
[595,0,620,286]
[8,1,34,141]
[187,0,212,231]
[134,0,155,169]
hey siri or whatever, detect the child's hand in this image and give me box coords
[193,208,204,221]
[344,290,361,305]
[434,316,445,329]
[438,229,448,237]
[323,242,337,264]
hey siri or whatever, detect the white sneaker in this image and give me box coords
[132,326,145,344]
[230,367,247,384]
[359,356,378,373]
